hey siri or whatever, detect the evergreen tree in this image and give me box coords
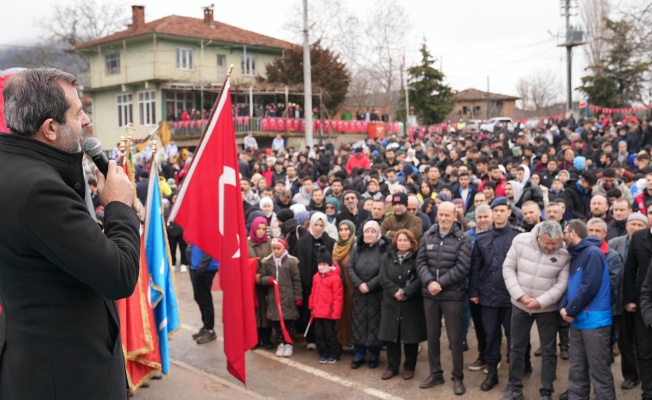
[264,40,350,116]
[406,40,455,125]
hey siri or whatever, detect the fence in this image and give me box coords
[170,117,404,137]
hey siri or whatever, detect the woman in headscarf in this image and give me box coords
[347,220,388,370]
[248,216,274,349]
[259,197,278,238]
[325,197,340,224]
[292,212,336,349]
[333,220,356,348]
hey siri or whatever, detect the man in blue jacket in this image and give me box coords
[187,244,220,344]
[559,219,615,400]
[469,197,523,392]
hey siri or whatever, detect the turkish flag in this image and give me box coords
[168,77,257,385]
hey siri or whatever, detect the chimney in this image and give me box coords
[203,6,214,25]
[132,5,145,30]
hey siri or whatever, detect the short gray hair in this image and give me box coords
[475,204,491,215]
[538,220,563,239]
[587,217,608,233]
[3,68,78,137]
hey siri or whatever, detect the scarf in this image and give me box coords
[250,216,268,244]
[333,220,356,264]
[259,197,274,218]
[362,220,381,245]
[325,197,340,223]
[272,249,288,270]
[309,212,327,239]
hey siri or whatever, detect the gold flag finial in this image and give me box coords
[227,64,234,77]
[125,122,136,136]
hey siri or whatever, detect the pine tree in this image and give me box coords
[407,40,455,125]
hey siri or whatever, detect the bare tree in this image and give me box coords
[516,70,561,112]
[285,0,410,118]
[580,0,611,75]
[42,0,129,47]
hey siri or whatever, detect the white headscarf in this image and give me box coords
[259,197,274,218]
[362,220,381,245]
[309,212,327,239]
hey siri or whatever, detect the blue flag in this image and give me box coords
[145,161,180,374]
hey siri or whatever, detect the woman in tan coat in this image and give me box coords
[333,220,357,348]
[248,216,273,349]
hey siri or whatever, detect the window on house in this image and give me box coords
[138,91,156,125]
[176,48,194,70]
[165,91,195,120]
[106,53,120,75]
[217,54,227,81]
[241,55,256,76]
[116,93,132,127]
[462,106,468,115]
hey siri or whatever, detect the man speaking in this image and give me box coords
[0,68,140,399]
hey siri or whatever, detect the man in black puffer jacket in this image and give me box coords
[416,201,472,395]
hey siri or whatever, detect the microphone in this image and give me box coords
[83,137,109,177]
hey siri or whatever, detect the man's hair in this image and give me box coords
[538,220,563,239]
[483,181,497,190]
[587,217,608,233]
[488,165,500,172]
[331,178,343,185]
[4,68,78,137]
[581,170,598,185]
[603,168,616,178]
[521,200,540,211]
[475,204,491,215]
[567,219,588,239]
[613,197,631,209]
[458,171,469,178]
[606,188,622,198]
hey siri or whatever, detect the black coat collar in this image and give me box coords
[0,133,86,201]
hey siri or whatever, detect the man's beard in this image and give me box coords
[58,122,84,153]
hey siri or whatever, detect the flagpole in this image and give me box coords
[168,65,234,223]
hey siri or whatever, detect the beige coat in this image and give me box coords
[502,224,570,313]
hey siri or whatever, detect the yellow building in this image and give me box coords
[73,5,293,147]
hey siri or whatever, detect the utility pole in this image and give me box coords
[558,0,586,113]
[302,0,314,147]
[486,76,490,119]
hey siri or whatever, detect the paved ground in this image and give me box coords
[132,270,641,400]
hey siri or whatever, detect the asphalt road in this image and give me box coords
[131,270,640,400]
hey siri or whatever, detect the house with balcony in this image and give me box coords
[72,5,295,147]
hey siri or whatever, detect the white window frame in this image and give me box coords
[105,52,120,75]
[217,54,227,81]
[116,93,132,128]
[241,54,256,76]
[138,90,156,126]
[176,48,194,70]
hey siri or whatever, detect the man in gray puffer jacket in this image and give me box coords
[501,221,570,400]
[416,201,472,395]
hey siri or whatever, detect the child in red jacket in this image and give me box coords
[309,247,344,363]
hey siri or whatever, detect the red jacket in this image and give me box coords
[346,154,371,175]
[308,265,344,320]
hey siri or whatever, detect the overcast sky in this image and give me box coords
[3,0,598,103]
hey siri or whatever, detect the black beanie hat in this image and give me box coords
[277,208,294,223]
[317,246,333,265]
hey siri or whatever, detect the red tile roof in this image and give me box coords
[72,15,295,51]
[456,88,520,102]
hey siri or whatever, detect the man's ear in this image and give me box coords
[39,118,58,142]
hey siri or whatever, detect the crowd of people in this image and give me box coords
[133,112,652,400]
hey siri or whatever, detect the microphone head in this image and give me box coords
[82,137,103,157]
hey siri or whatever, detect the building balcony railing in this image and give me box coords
[170,117,404,137]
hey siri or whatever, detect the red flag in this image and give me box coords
[117,236,162,391]
[168,76,257,384]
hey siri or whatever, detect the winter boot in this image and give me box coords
[481,363,499,391]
